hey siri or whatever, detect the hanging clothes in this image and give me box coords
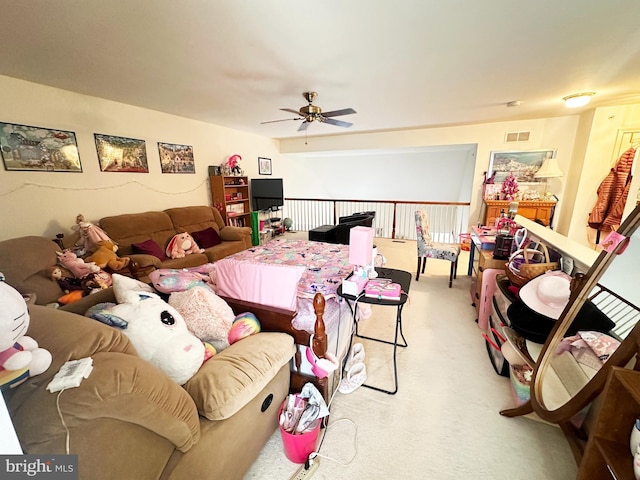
[588,147,635,243]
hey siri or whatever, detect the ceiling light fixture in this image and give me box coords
[562,92,595,108]
[506,101,521,107]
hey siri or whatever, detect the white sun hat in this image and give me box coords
[518,270,572,320]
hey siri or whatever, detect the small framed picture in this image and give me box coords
[94,134,149,172]
[258,157,272,175]
[158,142,195,173]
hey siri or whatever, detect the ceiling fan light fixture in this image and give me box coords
[562,92,595,108]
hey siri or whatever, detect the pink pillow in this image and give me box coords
[191,228,222,249]
[132,239,167,260]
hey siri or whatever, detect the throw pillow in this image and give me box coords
[169,286,235,352]
[132,239,167,261]
[191,227,222,249]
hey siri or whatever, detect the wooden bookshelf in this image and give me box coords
[210,175,251,226]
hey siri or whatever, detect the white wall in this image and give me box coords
[280,146,476,202]
[281,116,581,230]
[0,76,280,241]
[567,105,640,245]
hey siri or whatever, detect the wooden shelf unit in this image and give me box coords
[210,175,251,227]
[577,367,640,480]
[483,200,557,227]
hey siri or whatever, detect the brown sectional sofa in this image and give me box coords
[99,205,252,277]
[0,235,296,479]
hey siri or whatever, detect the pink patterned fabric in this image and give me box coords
[218,239,353,300]
[214,239,354,333]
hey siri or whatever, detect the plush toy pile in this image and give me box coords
[86,275,205,385]
[0,276,52,390]
[52,249,112,304]
[85,272,262,384]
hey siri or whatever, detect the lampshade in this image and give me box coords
[535,157,563,178]
[563,92,595,108]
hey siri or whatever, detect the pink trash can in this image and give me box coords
[279,405,321,463]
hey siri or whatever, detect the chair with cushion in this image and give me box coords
[414,210,460,287]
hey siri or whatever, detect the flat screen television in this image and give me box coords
[251,178,284,211]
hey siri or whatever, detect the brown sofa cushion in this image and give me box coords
[0,236,67,305]
[165,206,223,234]
[100,211,177,256]
[184,332,294,420]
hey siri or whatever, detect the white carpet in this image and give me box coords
[244,236,577,479]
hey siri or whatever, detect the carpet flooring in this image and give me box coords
[244,234,578,479]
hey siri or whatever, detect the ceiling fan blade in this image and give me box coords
[298,121,310,132]
[322,117,353,128]
[260,118,302,124]
[322,108,356,117]
[281,108,303,116]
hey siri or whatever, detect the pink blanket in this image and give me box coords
[214,238,354,333]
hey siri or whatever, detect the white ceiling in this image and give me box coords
[1,1,639,141]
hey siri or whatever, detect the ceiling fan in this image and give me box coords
[261,92,356,131]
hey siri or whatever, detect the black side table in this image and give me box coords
[337,267,411,395]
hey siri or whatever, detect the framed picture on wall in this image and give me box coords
[258,157,272,175]
[94,134,149,172]
[158,142,195,173]
[0,122,82,172]
[488,149,555,183]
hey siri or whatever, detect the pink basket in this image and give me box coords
[279,402,320,463]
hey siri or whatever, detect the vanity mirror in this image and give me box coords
[527,203,640,460]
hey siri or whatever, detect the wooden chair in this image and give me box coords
[414,210,461,287]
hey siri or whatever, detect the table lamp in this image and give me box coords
[535,157,563,199]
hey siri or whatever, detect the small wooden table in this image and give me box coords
[338,267,411,395]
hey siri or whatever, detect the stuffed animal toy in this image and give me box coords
[85,240,131,271]
[149,264,217,294]
[47,266,84,293]
[0,277,52,384]
[166,233,204,259]
[168,286,235,352]
[56,249,100,279]
[86,274,205,385]
[73,213,114,254]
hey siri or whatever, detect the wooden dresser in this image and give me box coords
[483,200,556,227]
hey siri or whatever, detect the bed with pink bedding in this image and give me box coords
[215,238,353,333]
[214,238,357,400]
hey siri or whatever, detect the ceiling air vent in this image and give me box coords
[505,131,531,143]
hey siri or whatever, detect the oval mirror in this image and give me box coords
[531,203,640,425]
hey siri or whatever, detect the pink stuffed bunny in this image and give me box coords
[56,249,100,279]
[166,233,204,259]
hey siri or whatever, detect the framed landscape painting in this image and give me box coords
[158,142,195,173]
[488,149,555,183]
[0,122,82,172]
[94,134,149,172]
